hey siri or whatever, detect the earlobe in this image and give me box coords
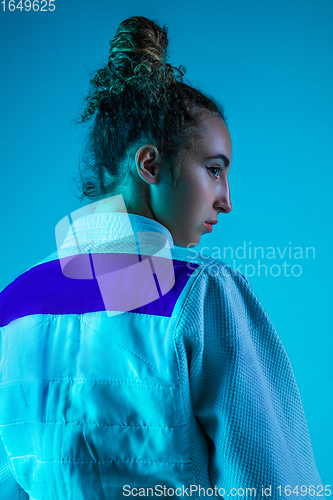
[135,144,160,185]
[137,161,151,185]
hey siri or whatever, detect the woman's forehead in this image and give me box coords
[190,113,232,161]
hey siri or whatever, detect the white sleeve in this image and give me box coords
[178,262,323,497]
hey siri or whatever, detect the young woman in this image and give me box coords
[0,15,323,500]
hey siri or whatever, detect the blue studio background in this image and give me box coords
[0,0,332,485]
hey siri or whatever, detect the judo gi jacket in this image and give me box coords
[0,211,323,499]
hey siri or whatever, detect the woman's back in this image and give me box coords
[0,211,323,498]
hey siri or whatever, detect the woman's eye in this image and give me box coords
[206,165,222,178]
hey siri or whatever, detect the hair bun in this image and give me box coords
[106,16,186,95]
[80,16,187,122]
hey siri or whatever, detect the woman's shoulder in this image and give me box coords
[171,246,250,288]
[0,250,62,329]
[172,247,273,333]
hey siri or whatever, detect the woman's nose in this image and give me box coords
[216,178,232,213]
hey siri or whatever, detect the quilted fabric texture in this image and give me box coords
[0,212,322,499]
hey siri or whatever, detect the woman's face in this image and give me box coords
[152,111,232,248]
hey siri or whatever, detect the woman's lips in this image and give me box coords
[204,220,218,232]
[204,222,213,232]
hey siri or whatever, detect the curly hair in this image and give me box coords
[73,15,226,201]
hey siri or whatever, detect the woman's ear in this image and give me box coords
[135,145,161,185]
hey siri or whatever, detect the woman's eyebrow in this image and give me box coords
[204,154,230,167]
